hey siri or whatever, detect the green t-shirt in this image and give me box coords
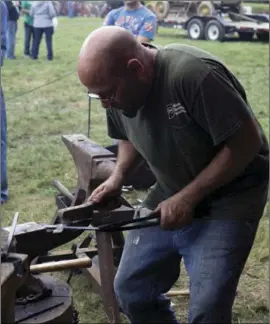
[106,43,269,219]
[21,1,33,25]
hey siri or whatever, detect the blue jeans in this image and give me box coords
[6,20,17,59]
[24,22,34,56]
[67,1,74,18]
[1,88,8,202]
[32,27,54,61]
[114,213,260,323]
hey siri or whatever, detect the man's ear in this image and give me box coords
[127,59,144,77]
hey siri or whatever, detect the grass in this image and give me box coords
[245,2,269,13]
[1,17,269,323]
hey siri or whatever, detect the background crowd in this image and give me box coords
[1,0,157,204]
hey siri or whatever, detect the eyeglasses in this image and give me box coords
[87,80,120,103]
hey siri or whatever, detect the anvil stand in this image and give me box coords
[39,135,132,324]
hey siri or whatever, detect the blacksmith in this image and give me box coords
[77,26,269,323]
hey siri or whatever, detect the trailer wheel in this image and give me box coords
[146,4,155,13]
[238,32,254,41]
[155,1,170,20]
[187,18,204,40]
[198,1,215,16]
[204,20,225,41]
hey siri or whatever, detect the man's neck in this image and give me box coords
[125,2,141,10]
[143,46,158,86]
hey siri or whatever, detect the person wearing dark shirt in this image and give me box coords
[77,27,269,323]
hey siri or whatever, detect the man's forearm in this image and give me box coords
[111,140,139,182]
[179,119,263,205]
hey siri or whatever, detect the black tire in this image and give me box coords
[187,18,205,40]
[256,32,269,42]
[198,1,215,16]
[155,1,170,20]
[238,32,254,41]
[204,19,225,41]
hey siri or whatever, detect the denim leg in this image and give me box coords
[32,28,43,60]
[67,1,74,18]
[175,218,260,324]
[6,20,17,59]
[1,88,8,202]
[44,27,53,60]
[24,22,31,56]
[114,219,181,323]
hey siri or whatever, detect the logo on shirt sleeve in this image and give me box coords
[144,22,154,32]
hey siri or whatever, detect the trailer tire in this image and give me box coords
[238,32,254,41]
[198,1,215,16]
[146,4,155,13]
[155,1,170,20]
[187,18,205,40]
[204,20,225,41]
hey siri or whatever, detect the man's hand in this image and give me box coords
[155,193,194,230]
[88,175,123,203]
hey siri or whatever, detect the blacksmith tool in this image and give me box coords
[1,212,20,260]
[1,212,25,278]
[57,195,123,224]
[44,210,161,233]
[30,256,92,274]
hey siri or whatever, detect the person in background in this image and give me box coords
[1,1,8,204]
[4,0,20,60]
[67,0,74,18]
[30,1,57,61]
[103,0,157,145]
[21,1,34,58]
[103,0,157,43]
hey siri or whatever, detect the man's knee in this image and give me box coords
[114,269,136,311]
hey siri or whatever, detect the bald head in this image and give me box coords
[77,25,157,117]
[77,26,142,89]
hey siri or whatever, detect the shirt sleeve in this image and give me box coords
[139,15,157,40]
[48,2,57,18]
[1,2,8,66]
[106,109,128,140]
[187,69,252,146]
[103,10,116,26]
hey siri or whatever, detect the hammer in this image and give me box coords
[30,257,92,274]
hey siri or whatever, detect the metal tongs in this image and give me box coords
[44,210,161,233]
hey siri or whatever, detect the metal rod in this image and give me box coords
[51,179,74,201]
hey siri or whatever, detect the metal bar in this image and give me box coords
[51,179,74,201]
[2,212,19,257]
[15,302,64,324]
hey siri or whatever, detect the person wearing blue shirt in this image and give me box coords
[1,1,8,204]
[104,0,157,43]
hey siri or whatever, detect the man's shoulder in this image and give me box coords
[139,5,156,18]
[108,6,125,17]
[160,43,221,74]
[157,44,216,89]
[162,43,218,60]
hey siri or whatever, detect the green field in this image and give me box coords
[1,17,269,323]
